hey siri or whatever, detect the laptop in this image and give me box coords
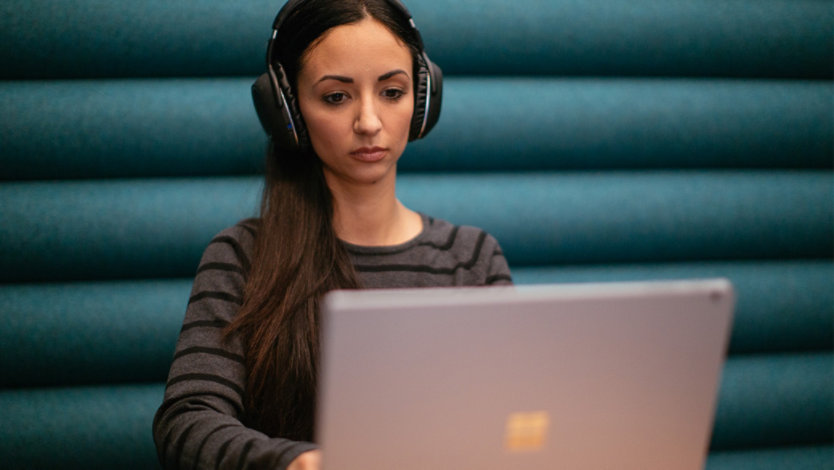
[316,279,735,470]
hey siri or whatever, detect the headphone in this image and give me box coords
[252,0,443,152]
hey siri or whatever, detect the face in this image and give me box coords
[296,17,414,188]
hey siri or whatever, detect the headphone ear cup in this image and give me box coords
[409,57,429,141]
[409,53,443,141]
[422,58,443,137]
[251,65,309,151]
[252,72,288,146]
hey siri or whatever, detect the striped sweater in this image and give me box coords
[153,214,513,469]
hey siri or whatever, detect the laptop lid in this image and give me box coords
[316,279,735,470]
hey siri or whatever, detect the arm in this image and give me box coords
[153,224,317,470]
[484,233,513,286]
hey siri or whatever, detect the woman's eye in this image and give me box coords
[323,92,347,105]
[382,88,405,100]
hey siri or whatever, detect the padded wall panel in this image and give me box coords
[405,79,833,172]
[1,79,265,180]
[0,355,828,468]
[710,353,833,450]
[3,0,830,466]
[512,261,834,355]
[0,384,163,470]
[1,172,831,282]
[0,0,272,80]
[0,177,261,282]
[400,172,833,265]
[413,0,834,78]
[0,280,191,388]
[2,0,830,79]
[1,262,830,388]
[3,78,832,180]
[706,445,834,470]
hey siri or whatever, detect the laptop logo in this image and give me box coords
[504,411,550,452]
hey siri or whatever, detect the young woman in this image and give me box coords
[153,1,512,468]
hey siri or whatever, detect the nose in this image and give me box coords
[353,96,382,136]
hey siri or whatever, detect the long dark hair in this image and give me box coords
[225,0,424,441]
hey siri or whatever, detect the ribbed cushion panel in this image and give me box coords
[1,0,830,79]
[409,79,833,173]
[0,280,191,388]
[706,445,834,470]
[1,262,830,389]
[710,353,833,450]
[2,173,830,282]
[412,0,833,79]
[402,172,833,265]
[3,78,832,180]
[512,261,834,355]
[1,79,265,180]
[0,355,829,468]
[0,384,163,470]
[0,0,271,80]
[2,0,831,466]
[0,177,261,282]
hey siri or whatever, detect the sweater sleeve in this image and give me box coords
[483,232,514,286]
[153,224,317,470]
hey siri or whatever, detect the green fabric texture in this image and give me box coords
[707,445,834,470]
[0,280,191,387]
[1,173,830,281]
[2,262,830,388]
[1,0,832,468]
[0,384,164,469]
[1,0,830,78]
[2,79,831,179]
[0,356,829,463]
[709,353,834,450]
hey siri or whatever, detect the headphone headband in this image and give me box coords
[251,0,443,151]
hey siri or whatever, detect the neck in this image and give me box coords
[326,170,421,246]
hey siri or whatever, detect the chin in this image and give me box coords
[324,162,398,188]
[352,167,396,185]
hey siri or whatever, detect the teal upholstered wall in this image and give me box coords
[1,0,832,468]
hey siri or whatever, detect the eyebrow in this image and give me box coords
[316,69,409,85]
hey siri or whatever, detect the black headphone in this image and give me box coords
[251,0,443,152]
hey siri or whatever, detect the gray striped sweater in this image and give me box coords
[153,214,512,469]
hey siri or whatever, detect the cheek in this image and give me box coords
[392,102,415,140]
[302,107,346,153]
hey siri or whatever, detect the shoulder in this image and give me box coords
[191,219,259,295]
[198,218,259,270]
[422,215,503,260]
[422,214,512,285]
[187,219,260,320]
[213,218,259,252]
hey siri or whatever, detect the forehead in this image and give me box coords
[300,17,413,76]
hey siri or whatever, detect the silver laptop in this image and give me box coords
[316,279,735,470]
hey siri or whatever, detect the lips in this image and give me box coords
[350,146,387,162]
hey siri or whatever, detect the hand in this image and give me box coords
[287,450,321,470]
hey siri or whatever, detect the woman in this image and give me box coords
[153,1,512,468]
